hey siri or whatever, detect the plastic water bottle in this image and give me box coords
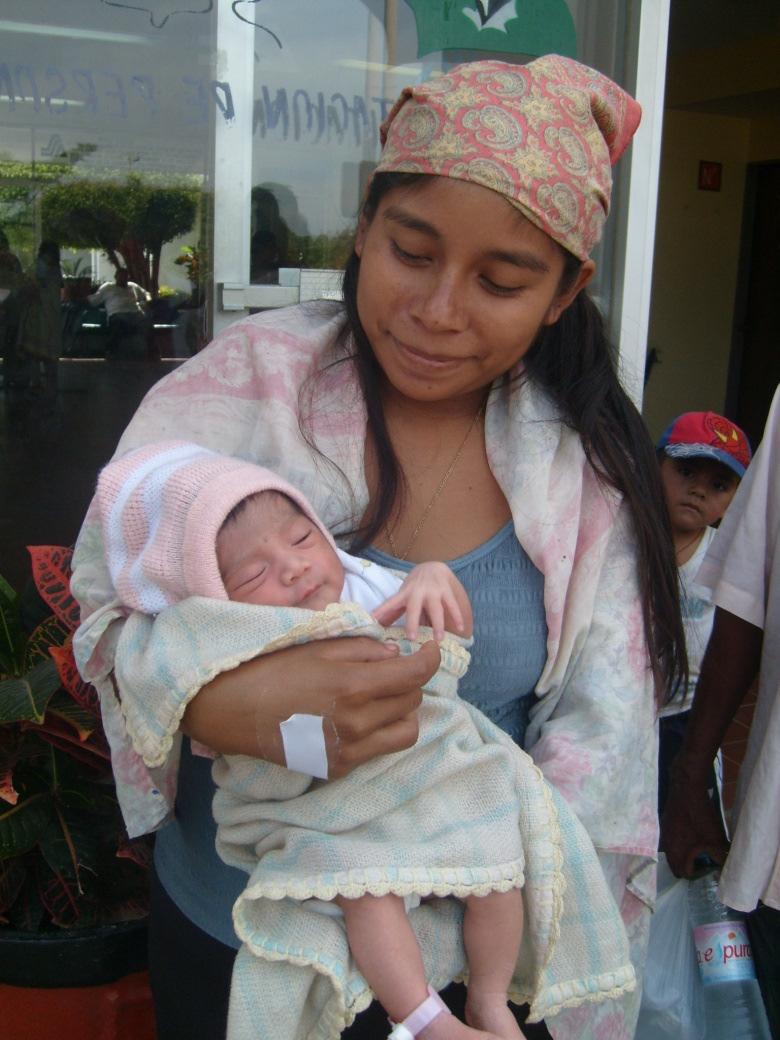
[687,871,771,1039]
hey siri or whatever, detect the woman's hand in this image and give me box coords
[181,636,440,778]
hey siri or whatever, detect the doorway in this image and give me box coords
[727,161,780,449]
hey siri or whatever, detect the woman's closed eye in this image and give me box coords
[392,239,522,296]
[479,274,523,297]
[391,240,428,264]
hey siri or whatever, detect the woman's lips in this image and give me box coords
[393,335,462,370]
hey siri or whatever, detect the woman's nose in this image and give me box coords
[412,274,467,332]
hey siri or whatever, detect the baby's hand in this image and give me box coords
[371,562,473,643]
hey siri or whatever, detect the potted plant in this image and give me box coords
[0,546,154,1038]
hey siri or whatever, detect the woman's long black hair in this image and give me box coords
[525,259,688,700]
[315,172,687,700]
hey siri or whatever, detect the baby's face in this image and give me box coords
[216,493,344,609]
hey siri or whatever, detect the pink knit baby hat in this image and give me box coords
[97,440,336,614]
[375,54,642,261]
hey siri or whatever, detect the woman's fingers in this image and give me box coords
[314,635,401,662]
[326,707,421,778]
[328,638,439,712]
[323,640,440,775]
[183,635,439,772]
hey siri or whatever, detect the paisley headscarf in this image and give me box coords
[376,54,642,260]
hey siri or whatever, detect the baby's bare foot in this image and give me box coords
[465,992,526,1040]
[417,1009,503,1040]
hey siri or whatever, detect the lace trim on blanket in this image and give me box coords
[239,860,525,905]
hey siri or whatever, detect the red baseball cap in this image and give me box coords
[656,412,751,478]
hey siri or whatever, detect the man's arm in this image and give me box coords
[130,282,151,306]
[661,606,763,876]
[86,283,108,307]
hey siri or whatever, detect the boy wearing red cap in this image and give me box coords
[655,411,751,812]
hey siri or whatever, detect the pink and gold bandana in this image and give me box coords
[376,55,642,261]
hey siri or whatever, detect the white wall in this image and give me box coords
[642,110,749,437]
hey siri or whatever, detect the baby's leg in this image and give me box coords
[337,893,428,1022]
[337,893,504,1040]
[463,889,526,1039]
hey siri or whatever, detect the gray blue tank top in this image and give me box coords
[154,521,548,948]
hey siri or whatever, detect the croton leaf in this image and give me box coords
[38,804,101,881]
[27,724,110,772]
[58,772,115,815]
[7,872,46,932]
[24,615,70,670]
[0,658,61,724]
[49,642,100,715]
[0,572,17,608]
[39,867,81,928]
[0,857,26,919]
[27,546,81,630]
[0,792,52,859]
[116,835,153,869]
[0,575,24,678]
[104,895,150,924]
[45,691,100,743]
[0,764,19,806]
[0,728,21,806]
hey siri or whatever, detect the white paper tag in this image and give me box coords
[279,713,328,779]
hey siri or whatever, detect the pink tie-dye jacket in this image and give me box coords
[72,303,658,1040]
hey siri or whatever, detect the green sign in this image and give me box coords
[404,0,577,59]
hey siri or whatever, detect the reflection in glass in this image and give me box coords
[0,2,216,588]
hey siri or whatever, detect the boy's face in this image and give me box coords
[216,493,344,609]
[659,456,739,535]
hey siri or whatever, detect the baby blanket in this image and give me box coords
[112,596,635,1040]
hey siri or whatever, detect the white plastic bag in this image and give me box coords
[635,855,706,1040]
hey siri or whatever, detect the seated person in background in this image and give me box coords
[87,267,150,355]
[654,411,751,814]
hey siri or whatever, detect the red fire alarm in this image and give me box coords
[698,160,722,192]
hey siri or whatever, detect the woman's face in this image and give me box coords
[354,177,593,407]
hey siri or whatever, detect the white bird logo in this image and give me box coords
[463,0,517,33]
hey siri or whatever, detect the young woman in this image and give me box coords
[73,55,685,1040]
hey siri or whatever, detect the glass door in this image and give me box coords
[0,3,219,586]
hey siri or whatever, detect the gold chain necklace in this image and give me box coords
[386,404,485,561]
